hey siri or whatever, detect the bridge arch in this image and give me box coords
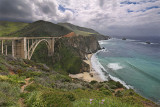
[28,39,51,60]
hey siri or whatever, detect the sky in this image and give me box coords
[0,0,160,37]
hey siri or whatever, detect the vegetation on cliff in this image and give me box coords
[0,55,156,107]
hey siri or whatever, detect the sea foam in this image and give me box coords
[91,49,131,89]
[107,63,123,71]
[91,53,108,81]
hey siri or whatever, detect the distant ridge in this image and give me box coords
[58,23,109,40]
[9,20,72,37]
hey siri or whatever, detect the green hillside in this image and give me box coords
[9,20,72,37]
[58,23,109,40]
[0,21,28,36]
[58,23,99,36]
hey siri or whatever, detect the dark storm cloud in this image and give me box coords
[0,0,34,22]
[0,0,73,23]
[99,0,105,7]
[35,1,57,15]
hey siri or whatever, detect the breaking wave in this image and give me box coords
[91,50,131,89]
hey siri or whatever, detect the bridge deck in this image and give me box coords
[0,37,61,40]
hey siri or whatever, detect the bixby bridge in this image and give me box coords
[0,37,61,60]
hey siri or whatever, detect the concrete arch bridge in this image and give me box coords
[0,37,61,60]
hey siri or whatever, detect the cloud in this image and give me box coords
[0,0,34,22]
[0,0,160,37]
[0,0,73,22]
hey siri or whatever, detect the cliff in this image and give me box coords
[31,35,100,74]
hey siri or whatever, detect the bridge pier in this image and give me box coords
[48,38,55,56]
[12,40,15,57]
[1,40,3,54]
[13,38,27,59]
[5,45,7,55]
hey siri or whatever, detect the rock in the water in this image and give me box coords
[122,37,126,40]
[146,41,151,44]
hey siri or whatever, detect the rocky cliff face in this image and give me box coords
[58,35,101,58]
[51,35,100,74]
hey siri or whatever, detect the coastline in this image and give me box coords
[69,54,103,82]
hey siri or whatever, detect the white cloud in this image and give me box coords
[0,0,160,37]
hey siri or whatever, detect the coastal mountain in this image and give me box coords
[59,23,109,40]
[2,20,109,40]
[8,20,72,37]
[0,21,28,36]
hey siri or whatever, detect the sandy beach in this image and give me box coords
[69,54,103,82]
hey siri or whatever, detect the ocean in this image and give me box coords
[91,38,160,104]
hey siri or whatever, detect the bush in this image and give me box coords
[0,81,20,106]
[52,74,72,82]
[64,92,76,101]
[116,82,123,88]
[90,80,97,85]
[115,90,123,97]
[0,64,8,72]
[19,71,43,78]
[25,91,73,107]
[102,90,112,96]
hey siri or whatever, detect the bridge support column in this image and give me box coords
[12,40,15,57]
[5,45,7,55]
[48,38,55,56]
[1,40,3,54]
[14,38,27,59]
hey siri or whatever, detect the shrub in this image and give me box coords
[116,82,124,88]
[19,71,43,78]
[102,90,112,96]
[25,91,73,107]
[115,90,123,97]
[52,74,72,82]
[0,75,9,81]
[0,64,8,72]
[0,81,20,106]
[63,92,76,101]
[90,80,97,85]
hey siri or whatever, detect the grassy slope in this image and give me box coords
[58,23,99,36]
[0,21,28,36]
[0,55,155,107]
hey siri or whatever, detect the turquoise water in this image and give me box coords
[96,39,160,103]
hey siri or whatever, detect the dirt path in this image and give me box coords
[21,78,33,92]
[18,78,33,107]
